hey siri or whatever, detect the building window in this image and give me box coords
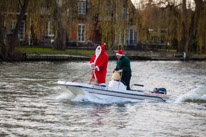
[78,1,86,15]
[128,26,135,45]
[78,24,86,42]
[66,8,69,16]
[10,20,25,40]
[56,0,63,7]
[118,33,122,45]
[46,21,54,37]
[119,31,126,45]
[11,20,16,29]
[18,21,25,40]
[122,7,127,18]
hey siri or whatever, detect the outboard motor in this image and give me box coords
[152,88,167,94]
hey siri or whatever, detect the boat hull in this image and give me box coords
[58,81,167,102]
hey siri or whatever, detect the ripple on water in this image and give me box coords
[0,61,206,136]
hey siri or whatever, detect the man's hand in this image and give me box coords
[91,64,95,68]
[117,70,123,73]
[92,65,96,70]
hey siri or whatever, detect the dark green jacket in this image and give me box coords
[115,56,132,77]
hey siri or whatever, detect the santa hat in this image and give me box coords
[116,50,124,56]
[100,44,105,50]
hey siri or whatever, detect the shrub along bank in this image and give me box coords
[1,47,206,61]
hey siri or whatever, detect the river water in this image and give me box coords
[0,61,206,137]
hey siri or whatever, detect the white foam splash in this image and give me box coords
[175,85,206,103]
[56,90,142,104]
[56,92,74,100]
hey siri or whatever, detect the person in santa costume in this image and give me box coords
[88,43,108,86]
[114,50,132,90]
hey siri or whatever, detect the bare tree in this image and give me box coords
[0,0,29,60]
[7,0,29,60]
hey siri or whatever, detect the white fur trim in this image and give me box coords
[116,53,123,56]
[96,66,100,71]
[94,46,102,64]
[90,63,95,69]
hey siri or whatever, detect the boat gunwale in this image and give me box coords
[59,82,166,101]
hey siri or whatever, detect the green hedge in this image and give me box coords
[17,47,94,56]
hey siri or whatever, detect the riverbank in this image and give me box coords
[121,50,206,61]
[1,47,206,61]
[23,52,206,61]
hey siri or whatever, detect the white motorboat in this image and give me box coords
[57,80,168,102]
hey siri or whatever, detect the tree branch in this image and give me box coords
[14,0,29,35]
[18,0,23,8]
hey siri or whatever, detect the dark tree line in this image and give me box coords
[135,0,206,54]
[0,0,206,61]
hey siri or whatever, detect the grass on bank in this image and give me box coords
[17,47,95,56]
[16,47,179,57]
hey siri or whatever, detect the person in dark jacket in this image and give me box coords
[113,50,132,90]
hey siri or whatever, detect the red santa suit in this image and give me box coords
[90,44,108,85]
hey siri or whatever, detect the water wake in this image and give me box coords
[56,90,142,104]
[175,85,206,103]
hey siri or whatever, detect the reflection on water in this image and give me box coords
[0,61,206,136]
